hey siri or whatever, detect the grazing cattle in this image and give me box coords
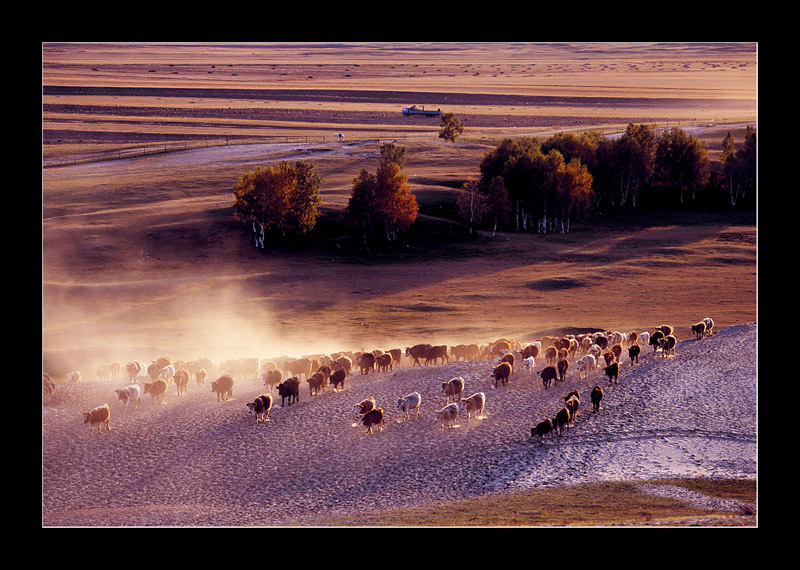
[628,343,641,366]
[492,362,512,388]
[500,353,515,369]
[577,354,596,379]
[610,343,623,363]
[531,418,552,444]
[435,403,459,430]
[702,317,714,335]
[246,394,273,424]
[601,351,615,367]
[307,371,325,396]
[590,385,604,413]
[442,376,465,403]
[354,397,376,418]
[521,343,540,360]
[660,334,677,357]
[358,407,385,434]
[115,385,141,412]
[405,344,432,367]
[639,331,650,348]
[357,352,376,375]
[67,371,81,383]
[604,362,619,385]
[329,368,346,392]
[194,368,207,388]
[173,369,190,396]
[276,377,300,406]
[159,364,176,383]
[286,358,312,380]
[425,345,449,366]
[691,321,707,339]
[211,374,235,402]
[539,365,557,389]
[144,379,168,405]
[82,404,110,434]
[557,359,568,382]
[397,392,422,420]
[552,407,571,435]
[388,348,403,367]
[376,353,393,372]
[459,392,486,420]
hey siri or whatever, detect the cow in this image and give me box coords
[405,344,432,367]
[435,403,459,430]
[376,353,393,372]
[442,377,465,403]
[397,392,421,420]
[115,385,141,412]
[82,404,110,434]
[459,392,486,420]
[354,397,376,419]
[552,407,571,435]
[211,374,235,402]
[628,343,641,366]
[263,368,282,391]
[604,362,619,385]
[660,335,677,357]
[557,358,569,382]
[144,379,168,405]
[276,377,300,406]
[357,352,376,375]
[539,365,557,389]
[194,368,207,388]
[173,369,190,396]
[358,407,385,434]
[492,361,512,388]
[531,418,552,444]
[576,354,596,379]
[329,368,346,392]
[590,385,604,413]
[307,371,325,396]
[332,356,352,377]
[425,345,449,366]
[246,394,273,424]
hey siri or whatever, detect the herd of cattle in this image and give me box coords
[55,317,715,438]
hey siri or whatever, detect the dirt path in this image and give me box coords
[42,322,756,527]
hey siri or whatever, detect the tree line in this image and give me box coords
[231,124,756,247]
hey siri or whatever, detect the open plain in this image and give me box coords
[42,43,757,527]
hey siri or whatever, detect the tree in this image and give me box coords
[439,112,464,143]
[456,177,489,233]
[232,160,323,247]
[379,142,406,169]
[721,126,756,207]
[615,123,656,208]
[486,176,512,237]
[555,158,593,233]
[374,162,419,241]
[346,169,378,246]
[655,127,710,203]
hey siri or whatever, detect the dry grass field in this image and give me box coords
[42,43,757,527]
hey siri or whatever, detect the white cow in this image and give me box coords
[576,354,596,379]
[115,384,141,412]
[396,392,422,420]
[522,356,536,373]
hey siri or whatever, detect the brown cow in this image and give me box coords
[376,353,393,372]
[405,344,432,366]
[557,359,569,382]
[358,407,385,434]
[493,361,512,388]
[425,345,449,366]
[590,385,604,413]
[356,352,376,375]
[353,397,376,419]
[82,404,110,434]
[531,418,552,443]
[307,372,325,396]
[144,379,168,405]
[211,374,234,402]
[539,365,557,389]
[246,394,273,424]
[329,368,346,392]
[604,362,619,385]
[442,376,465,403]
[628,343,641,366]
[552,407,571,435]
[276,377,300,406]
[173,369,190,396]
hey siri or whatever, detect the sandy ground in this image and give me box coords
[42,322,756,527]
